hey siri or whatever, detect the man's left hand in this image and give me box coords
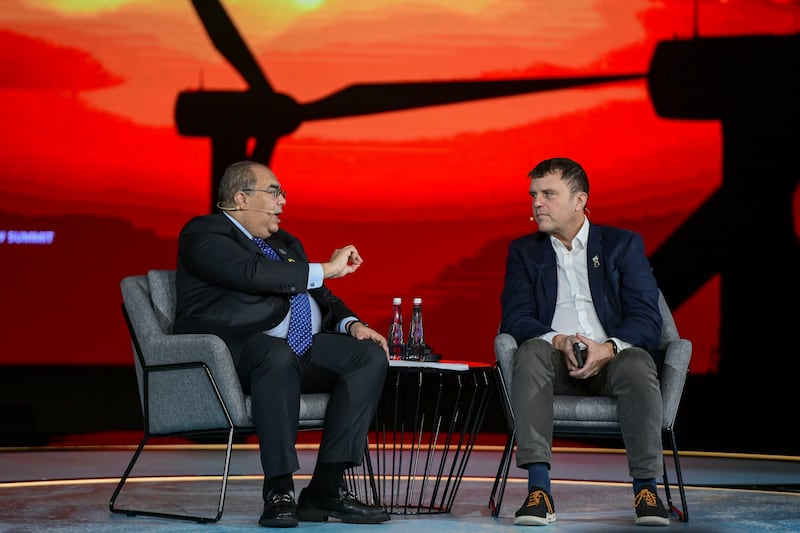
[349,322,389,357]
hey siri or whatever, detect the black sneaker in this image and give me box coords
[514,486,556,526]
[634,486,669,526]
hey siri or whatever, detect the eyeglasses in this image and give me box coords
[242,188,286,199]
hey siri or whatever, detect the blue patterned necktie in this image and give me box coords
[252,237,313,356]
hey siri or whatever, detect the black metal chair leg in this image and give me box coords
[666,429,688,522]
[108,434,149,515]
[488,429,515,517]
[108,427,236,523]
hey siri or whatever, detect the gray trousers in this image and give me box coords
[511,338,663,479]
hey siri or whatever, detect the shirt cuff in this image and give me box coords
[607,337,630,351]
[308,263,323,289]
[540,331,558,345]
[340,317,359,334]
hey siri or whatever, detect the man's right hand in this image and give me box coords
[323,244,362,279]
[554,334,583,371]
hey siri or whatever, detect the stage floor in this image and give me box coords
[1,443,799,532]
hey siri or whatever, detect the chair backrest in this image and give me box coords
[494,289,692,432]
[121,270,253,434]
[654,291,692,430]
[657,290,679,348]
[147,269,177,335]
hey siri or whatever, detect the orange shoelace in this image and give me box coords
[525,489,554,514]
[634,488,659,508]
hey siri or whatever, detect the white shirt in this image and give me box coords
[540,218,626,350]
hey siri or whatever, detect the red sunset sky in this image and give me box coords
[0,0,797,370]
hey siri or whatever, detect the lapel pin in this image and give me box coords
[592,255,600,268]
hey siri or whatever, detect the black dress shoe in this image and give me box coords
[259,489,298,528]
[296,487,390,524]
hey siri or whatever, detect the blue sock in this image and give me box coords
[526,462,551,494]
[633,477,657,496]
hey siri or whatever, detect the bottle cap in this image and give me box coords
[393,297,402,305]
[413,297,422,304]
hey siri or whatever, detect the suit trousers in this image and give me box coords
[236,331,388,480]
[511,338,663,480]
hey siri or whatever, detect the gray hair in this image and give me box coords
[218,161,260,207]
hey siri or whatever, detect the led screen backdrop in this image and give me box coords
[0,1,798,446]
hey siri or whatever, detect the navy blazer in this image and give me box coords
[499,223,662,364]
[174,213,356,360]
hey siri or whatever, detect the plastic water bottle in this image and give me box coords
[406,297,425,361]
[388,297,405,360]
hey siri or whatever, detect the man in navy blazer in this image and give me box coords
[500,157,669,527]
[175,161,390,528]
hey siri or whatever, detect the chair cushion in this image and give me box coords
[552,395,620,435]
[553,395,618,422]
[298,393,330,427]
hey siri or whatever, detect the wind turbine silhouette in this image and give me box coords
[645,33,799,383]
[175,0,800,413]
[174,0,643,213]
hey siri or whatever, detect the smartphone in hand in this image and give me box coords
[573,342,585,368]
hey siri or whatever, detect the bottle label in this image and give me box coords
[390,344,405,360]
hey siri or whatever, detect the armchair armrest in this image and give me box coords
[494,332,519,412]
[137,332,252,433]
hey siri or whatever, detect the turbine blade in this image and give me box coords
[191,0,272,91]
[299,74,644,121]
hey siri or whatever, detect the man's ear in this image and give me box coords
[234,190,248,209]
[577,192,588,211]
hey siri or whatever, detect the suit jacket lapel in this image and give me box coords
[218,213,264,254]
[266,232,304,263]
[586,225,606,324]
[530,233,558,320]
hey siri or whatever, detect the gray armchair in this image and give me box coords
[109,269,374,523]
[488,290,692,522]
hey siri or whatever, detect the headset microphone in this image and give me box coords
[216,202,274,215]
[216,202,239,212]
[529,216,535,222]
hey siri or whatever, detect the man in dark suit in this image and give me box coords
[174,160,390,528]
[500,157,669,527]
